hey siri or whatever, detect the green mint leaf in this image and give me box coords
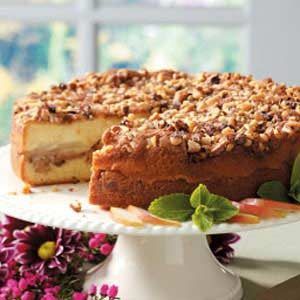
[190,184,238,231]
[190,184,210,208]
[291,153,300,188]
[257,181,290,202]
[192,206,214,232]
[148,193,194,222]
[206,194,239,223]
[289,179,300,202]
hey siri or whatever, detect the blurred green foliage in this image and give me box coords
[99,25,244,73]
[0,22,75,145]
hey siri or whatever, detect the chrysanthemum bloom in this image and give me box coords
[14,224,82,275]
[209,233,240,264]
[0,244,14,286]
[2,216,32,243]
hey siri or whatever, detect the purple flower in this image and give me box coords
[209,233,240,264]
[2,216,32,243]
[14,224,82,275]
[0,245,14,285]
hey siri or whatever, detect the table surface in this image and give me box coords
[230,221,300,300]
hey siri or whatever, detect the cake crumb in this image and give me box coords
[51,186,60,192]
[70,201,82,213]
[8,192,17,196]
[68,188,75,192]
[22,184,32,194]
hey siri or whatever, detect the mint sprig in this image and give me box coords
[289,153,300,202]
[190,184,238,231]
[148,193,194,222]
[257,152,300,203]
[192,206,213,232]
[148,184,238,232]
[291,153,300,188]
[257,181,290,202]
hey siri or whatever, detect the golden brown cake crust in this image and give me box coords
[89,136,300,207]
[89,72,300,207]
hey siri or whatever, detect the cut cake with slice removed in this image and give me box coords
[11,69,189,185]
[89,73,300,208]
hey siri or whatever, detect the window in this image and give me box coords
[0,21,76,144]
[0,0,248,145]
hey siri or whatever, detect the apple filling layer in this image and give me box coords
[25,143,98,173]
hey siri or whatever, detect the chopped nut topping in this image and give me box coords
[98,71,299,158]
[170,135,183,146]
[14,69,300,158]
[13,69,192,124]
[187,140,201,153]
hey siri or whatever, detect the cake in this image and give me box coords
[89,72,300,208]
[11,69,187,185]
[11,70,300,208]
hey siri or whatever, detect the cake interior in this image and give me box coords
[14,116,121,185]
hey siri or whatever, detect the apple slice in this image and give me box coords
[232,201,287,219]
[110,207,144,227]
[241,198,300,212]
[228,213,260,224]
[127,205,181,227]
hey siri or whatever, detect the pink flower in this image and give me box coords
[6,279,18,289]
[108,285,119,298]
[18,278,28,291]
[21,291,35,300]
[100,243,113,256]
[44,286,60,295]
[88,237,101,249]
[88,233,107,249]
[100,284,109,296]
[23,272,38,286]
[94,233,107,243]
[72,292,88,300]
[41,293,58,300]
[12,286,21,298]
[88,283,97,296]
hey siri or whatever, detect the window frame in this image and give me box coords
[0,0,249,75]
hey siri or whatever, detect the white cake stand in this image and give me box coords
[1,145,300,300]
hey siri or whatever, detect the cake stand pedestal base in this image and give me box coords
[84,234,243,300]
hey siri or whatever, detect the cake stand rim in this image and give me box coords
[1,144,300,236]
